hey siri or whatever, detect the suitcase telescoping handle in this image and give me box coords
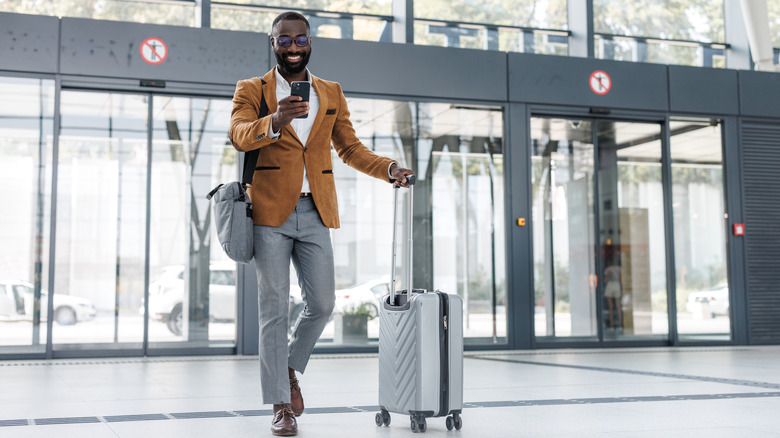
[390,174,416,306]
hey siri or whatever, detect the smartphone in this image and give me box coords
[290,81,310,119]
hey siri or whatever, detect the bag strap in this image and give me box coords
[241,94,269,185]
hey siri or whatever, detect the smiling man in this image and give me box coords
[229,11,414,437]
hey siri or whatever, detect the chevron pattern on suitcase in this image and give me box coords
[378,302,418,413]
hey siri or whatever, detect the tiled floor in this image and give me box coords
[2,346,780,437]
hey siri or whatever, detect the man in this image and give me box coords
[229,11,414,437]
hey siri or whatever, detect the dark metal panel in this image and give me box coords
[508,54,668,111]
[307,37,507,101]
[741,121,780,344]
[507,103,533,349]
[0,12,59,74]
[60,18,267,85]
[669,65,739,115]
[723,116,747,344]
[739,71,780,118]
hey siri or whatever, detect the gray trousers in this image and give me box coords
[253,196,335,405]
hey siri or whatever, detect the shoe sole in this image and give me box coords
[272,430,297,436]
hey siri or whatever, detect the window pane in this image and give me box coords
[317,99,506,346]
[414,0,568,28]
[670,119,730,341]
[594,0,724,42]
[55,91,147,347]
[149,96,238,348]
[598,121,668,340]
[220,0,391,15]
[531,118,597,339]
[0,77,54,353]
[212,8,390,42]
[595,36,726,68]
[414,23,568,54]
[0,0,195,26]
[770,1,780,54]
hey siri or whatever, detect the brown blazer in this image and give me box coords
[229,68,395,228]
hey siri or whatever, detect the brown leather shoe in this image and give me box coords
[271,403,297,436]
[289,368,304,416]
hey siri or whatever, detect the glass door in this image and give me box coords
[531,118,597,339]
[52,90,237,354]
[54,91,149,350]
[532,116,670,343]
[148,95,238,349]
[596,120,668,341]
[0,77,55,354]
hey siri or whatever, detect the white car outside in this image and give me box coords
[685,283,729,317]
[333,277,390,318]
[0,280,96,325]
[143,263,304,335]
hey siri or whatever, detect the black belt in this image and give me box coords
[300,192,312,198]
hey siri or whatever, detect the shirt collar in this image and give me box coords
[274,66,312,90]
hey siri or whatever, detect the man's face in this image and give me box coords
[271,19,311,75]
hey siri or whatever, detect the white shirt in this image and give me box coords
[271,67,319,193]
[270,67,397,189]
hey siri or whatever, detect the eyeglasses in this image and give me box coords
[273,36,311,48]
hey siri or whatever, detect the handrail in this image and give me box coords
[415,18,570,37]
[595,33,729,50]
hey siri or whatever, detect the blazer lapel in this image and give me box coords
[306,75,329,147]
[261,69,277,114]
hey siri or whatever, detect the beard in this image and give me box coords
[276,50,311,75]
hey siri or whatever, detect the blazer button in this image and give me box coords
[304,147,308,152]
[256,133,265,140]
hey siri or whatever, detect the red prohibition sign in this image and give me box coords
[589,70,611,95]
[140,37,168,65]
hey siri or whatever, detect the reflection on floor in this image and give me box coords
[1,346,780,437]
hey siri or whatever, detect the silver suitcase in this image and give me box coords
[376,176,464,433]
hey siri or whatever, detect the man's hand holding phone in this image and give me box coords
[271,81,310,132]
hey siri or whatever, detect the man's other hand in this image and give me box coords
[271,95,309,132]
[390,163,415,187]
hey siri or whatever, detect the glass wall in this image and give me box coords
[216,0,391,15]
[771,1,780,63]
[148,96,237,348]
[594,0,726,67]
[413,0,569,53]
[212,8,390,42]
[0,0,195,26]
[414,0,567,28]
[317,98,507,346]
[670,119,730,340]
[594,0,724,42]
[0,77,54,353]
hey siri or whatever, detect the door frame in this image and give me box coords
[44,84,240,359]
[521,104,735,349]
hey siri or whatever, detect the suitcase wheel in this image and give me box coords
[446,413,463,431]
[375,409,390,427]
[410,415,426,433]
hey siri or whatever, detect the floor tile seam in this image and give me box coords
[0,354,383,367]
[470,356,780,390]
[4,391,780,428]
[466,347,759,357]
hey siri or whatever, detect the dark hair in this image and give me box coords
[272,11,310,34]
